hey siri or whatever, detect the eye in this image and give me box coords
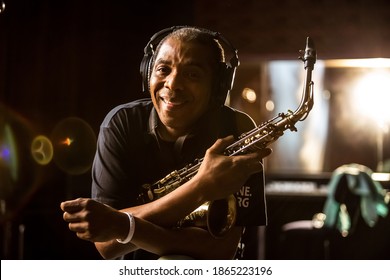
[184,67,203,80]
[154,65,171,77]
[186,71,200,79]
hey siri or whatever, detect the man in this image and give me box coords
[60,26,271,260]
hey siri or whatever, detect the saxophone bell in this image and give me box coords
[177,194,237,238]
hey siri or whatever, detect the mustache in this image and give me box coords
[159,90,185,101]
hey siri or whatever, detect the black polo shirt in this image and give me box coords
[91,98,267,259]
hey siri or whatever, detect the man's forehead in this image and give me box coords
[155,38,214,65]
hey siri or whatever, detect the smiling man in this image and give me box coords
[60,26,271,260]
[149,34,216,140]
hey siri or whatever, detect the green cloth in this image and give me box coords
[323,164,389,236]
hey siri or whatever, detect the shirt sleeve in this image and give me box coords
[91,110,140,210]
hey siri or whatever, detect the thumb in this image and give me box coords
[259,147,272,159]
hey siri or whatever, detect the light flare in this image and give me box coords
[61,137,73,146]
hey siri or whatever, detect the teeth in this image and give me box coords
[161,97,182,105]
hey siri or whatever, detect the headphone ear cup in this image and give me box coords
[139,53,152,93]
[139,26,183,94]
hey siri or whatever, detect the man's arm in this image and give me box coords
[61,197,242,259]
[95,215,243,259]
[61,136,270,259]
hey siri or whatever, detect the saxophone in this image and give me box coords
[138,37,317,238]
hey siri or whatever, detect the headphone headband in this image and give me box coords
[139,26,239,106]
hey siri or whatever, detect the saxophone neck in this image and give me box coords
[294,37,316,122]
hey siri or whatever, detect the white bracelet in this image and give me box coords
[116,212,135,244]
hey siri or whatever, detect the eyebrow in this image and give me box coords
[154,58,209,71]
[154,58,170,65]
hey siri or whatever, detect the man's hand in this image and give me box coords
[60,198,128,242]
[194,135,272,201]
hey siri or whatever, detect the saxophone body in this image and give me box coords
[138,37,317,238]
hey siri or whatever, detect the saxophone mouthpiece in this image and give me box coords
[304,37,317,69]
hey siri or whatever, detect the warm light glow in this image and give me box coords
[265,100,275,112]
[353,69,390,126]
[0,1,5,14]
[371,172,390,182]
[241,87,257,103]
[326,58,390,68]
[61,137,73,146]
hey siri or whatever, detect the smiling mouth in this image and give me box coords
[160,97,186,109]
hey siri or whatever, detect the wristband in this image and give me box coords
[116,212,135,244]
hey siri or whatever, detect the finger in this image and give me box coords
[60,198,87,212]
[68,221,88,233]
[208,135,235,154]
[76,231,94,242]
[246,147,272,160]
[68,223,96,242]
[235,150,269,174]
[63,211,83,223]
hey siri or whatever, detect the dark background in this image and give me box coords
[1,0,390,259]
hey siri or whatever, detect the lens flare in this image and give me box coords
[31,135,53,166]
[0,124,18,181]
[51,117,96,175]
[1,104,42,220]
[1,123,19,203]
[61,137,73,146]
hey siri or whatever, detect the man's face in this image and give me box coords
[149,37,215,138]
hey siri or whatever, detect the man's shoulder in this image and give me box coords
[221,105,257,132]
[222,105,253,119]
[109,98,153,115]
[103,98,153,124]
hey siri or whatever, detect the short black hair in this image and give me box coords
[151,27,225,70]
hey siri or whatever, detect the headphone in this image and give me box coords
[139,26,240,106]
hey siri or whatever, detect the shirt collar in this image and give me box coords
[147,107,159,138]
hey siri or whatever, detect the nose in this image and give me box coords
[164,70,184,91]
